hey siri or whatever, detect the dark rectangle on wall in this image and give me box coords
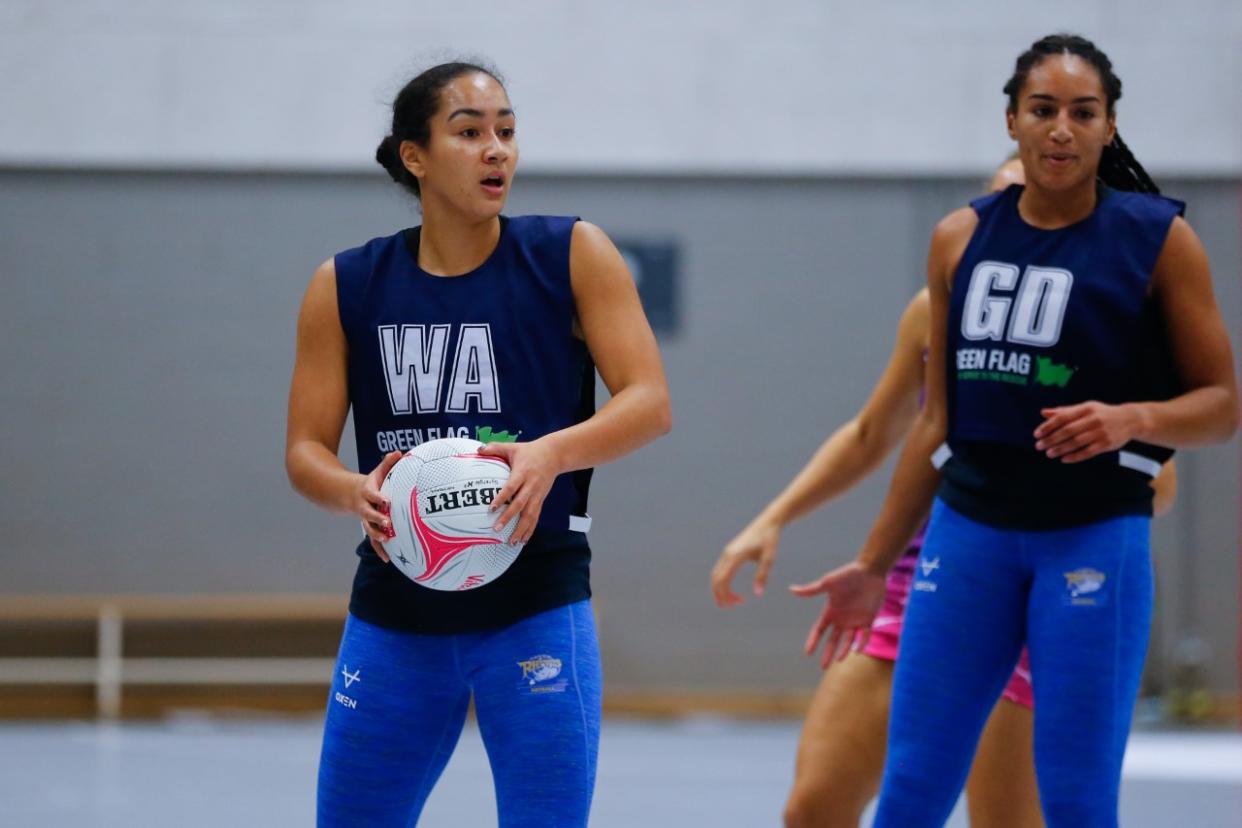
[612,239,680,337]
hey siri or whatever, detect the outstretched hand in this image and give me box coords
[790,562,887,669]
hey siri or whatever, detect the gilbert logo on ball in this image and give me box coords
[380,437,520,591]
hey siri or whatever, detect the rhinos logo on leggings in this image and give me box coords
[1064,568,1108,606]
[517,654,568,694]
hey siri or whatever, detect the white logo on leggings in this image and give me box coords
[1064,568,1107,606]
[516,654,568,694]
[334,664,362,710]
[914,556,940,592]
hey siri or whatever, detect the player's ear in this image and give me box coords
[400,140,425,180]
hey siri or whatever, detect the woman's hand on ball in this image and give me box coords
[479,439,563,545]
[355,450,403,562]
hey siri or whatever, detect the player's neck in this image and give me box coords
[417,211,502,277]
[1017,179,1098,230]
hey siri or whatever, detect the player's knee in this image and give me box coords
[782,796,818,828]
[783,785,862,828]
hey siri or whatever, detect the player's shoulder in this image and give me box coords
[309,256,336,290]
[931,206,979,249]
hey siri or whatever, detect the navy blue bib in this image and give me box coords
[332,216,596,632]
[335,215,595,530]
[939,186,1184,526]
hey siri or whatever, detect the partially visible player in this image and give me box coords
[286,61,670,826]
[792,34,1235,827]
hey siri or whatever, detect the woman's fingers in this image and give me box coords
[511,495,543,545]
[821,627,844,670]
[753,546,776,597]
[710,556,747,608]
[492,483,528,533]
[804,610,830,656]
[361,502,391,531]
[789,575,829,598]
[1058,441,1108,463]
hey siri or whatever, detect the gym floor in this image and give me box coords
[4,717,1239,826]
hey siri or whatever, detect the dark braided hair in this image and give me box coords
[1003,34,1160,195]
[375,61,505,199]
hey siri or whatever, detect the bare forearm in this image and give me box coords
[762,419,895,528]
[856,415,944,576]
[540,382,671,473]
[286,441,364,513]
[1127,386,1239,448]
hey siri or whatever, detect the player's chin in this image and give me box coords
[469,193,507,220]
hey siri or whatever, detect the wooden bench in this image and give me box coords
[0,595,347,718]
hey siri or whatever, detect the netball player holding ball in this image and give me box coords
[794,34,1236,826]
[285,62,670,826]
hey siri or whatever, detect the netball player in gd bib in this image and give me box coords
[712,154,1175,828]
[285,62,670,827]
[792,35,1237,827]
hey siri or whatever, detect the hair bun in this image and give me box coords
[374,135,405,183]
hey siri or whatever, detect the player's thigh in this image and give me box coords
[785,652,893,827]
[966,697,1042,828]
[1026,515,1152,824]
[470,601,602,828]
[318,615,471,827]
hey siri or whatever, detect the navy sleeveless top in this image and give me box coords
[334,215,595,632]
[938,185,1184,528]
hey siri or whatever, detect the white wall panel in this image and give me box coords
[2,0,1238,173]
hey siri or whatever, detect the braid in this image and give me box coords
[1099,132,1161,194]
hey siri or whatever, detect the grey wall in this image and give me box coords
[0,170,1238,695]
[3,0,1240,174]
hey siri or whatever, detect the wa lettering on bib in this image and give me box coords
[379,323,502,415]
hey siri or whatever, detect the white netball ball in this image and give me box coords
[380,437,519,591]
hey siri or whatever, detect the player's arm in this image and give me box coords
[791,207,977,667]
[851,211,973,576]
[481,221,672,544]
[285,259,401,558]
[1035,218,1239,460]
[711,291,928,606]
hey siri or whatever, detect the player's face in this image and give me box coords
[403,73,519,220]
[1006,55,1115,193]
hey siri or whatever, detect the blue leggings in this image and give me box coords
[317,601,602,827]
[874,500,1152,828]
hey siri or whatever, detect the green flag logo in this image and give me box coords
[1035,357,1076,388]
[476,426,519,443]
